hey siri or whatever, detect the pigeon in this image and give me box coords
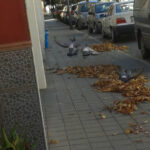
[82,47,99,56]
[117,66,144,82]
[67,42,78,56]
[54,34,99,57]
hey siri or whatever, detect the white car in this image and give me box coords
[102,1,134,42]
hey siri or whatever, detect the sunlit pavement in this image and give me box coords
[41,18,150,150]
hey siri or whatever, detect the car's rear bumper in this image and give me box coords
[113,24,135,35]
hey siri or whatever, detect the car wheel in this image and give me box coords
[88,25,93,33]
[111,28,117,43]
[77,20,82,30]
[93,24,98,34]
[99,23,102,34]
[102,27,106,38]
[140,36,149,59]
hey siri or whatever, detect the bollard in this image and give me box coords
[45,29,49,48]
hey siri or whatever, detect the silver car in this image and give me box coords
[74,0,98,30]
[87,2,113,33]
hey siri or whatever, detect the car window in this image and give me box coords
[107,5,113,16]
[95,3,112,13]
[80,5,88,12]
[89,6,92,13]
[116,2,133,13]
[91,5,94,13]
[72,5,77,10]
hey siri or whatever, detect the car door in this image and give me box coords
[105,5,114,35]
[91,5,95,28]
[134,0,150,48]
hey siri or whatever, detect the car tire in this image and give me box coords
[99,23,102,34]
[102,27,106,38]
[93,24,98,34]
[88,26,93,33]
[111,28,117,43]
[76,20,82,30]
[140,36,149,59]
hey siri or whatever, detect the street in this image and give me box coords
[41,18,150,150]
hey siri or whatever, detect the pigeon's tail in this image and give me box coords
[130,67,144,79]
[54,36,69,48]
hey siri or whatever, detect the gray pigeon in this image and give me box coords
[117,66,144,82]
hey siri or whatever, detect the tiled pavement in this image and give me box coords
[41,19,150,150]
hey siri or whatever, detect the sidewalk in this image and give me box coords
[41,19,150,150]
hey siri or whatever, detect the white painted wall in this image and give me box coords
[34,0,46,60]
[25,0,47,89]
[25,1,48,150]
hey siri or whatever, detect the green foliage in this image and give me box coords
[0,128,35,150]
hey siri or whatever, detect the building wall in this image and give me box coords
[25,0,47,89]
[0,0,48,149]
[0,0,30,45]
[0,48,47,150]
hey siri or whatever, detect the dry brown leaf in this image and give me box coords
[49,140,58,144]
[128,123,137,127]
[124,128,131,134]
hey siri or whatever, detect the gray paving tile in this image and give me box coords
[67,130,87,140]
[91,142,112,149]
[114,145,136,150]
[89,136,108,143]
[50,146,70,150]
[70,143,92,150]
[69,138,89,145]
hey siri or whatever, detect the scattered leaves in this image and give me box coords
[57,65,118,79]
[125,123,145,135]
[93,75,150,114]
[89,42,127,52]
[56,65,150,115]
[49,140,58,144]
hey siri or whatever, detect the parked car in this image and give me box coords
[102,0,134,42]
[73,0,98,30]
[88,2,113,33]
[134,0,150,59]
[53,5,63,18]
[69,4,77,25]
[60,4,77,24]
[60,5,68,23]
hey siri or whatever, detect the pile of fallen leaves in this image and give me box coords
[93,75,150,114]
[57,65,150,114]
[57,65,118,79]
[89,42,127,52]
